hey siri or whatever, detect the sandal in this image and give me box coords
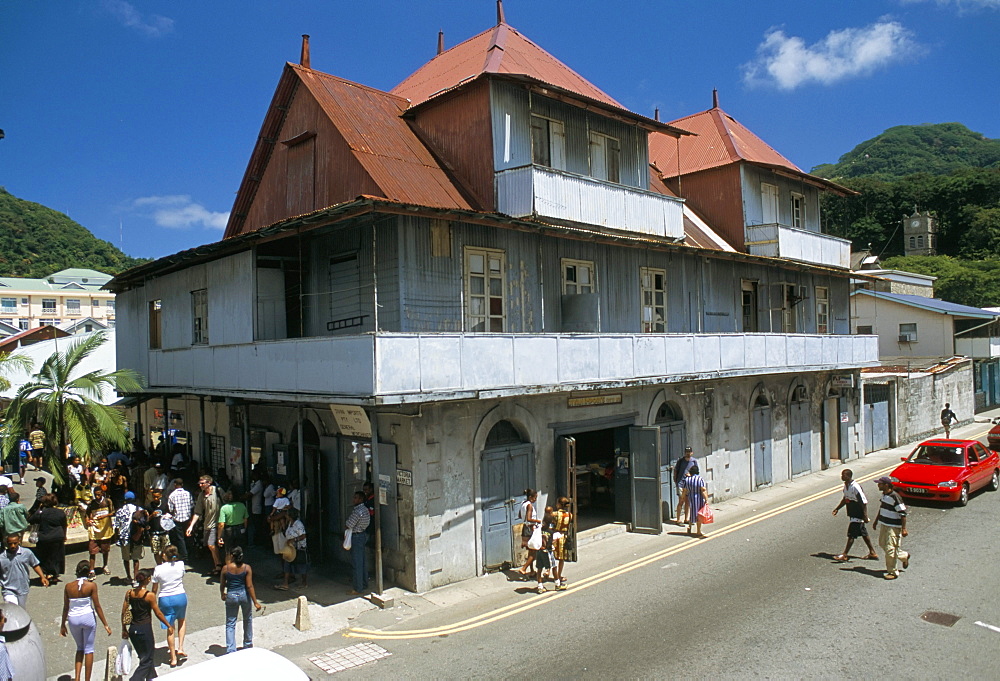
[901,555,910,569]
[884,573,898,580]
[833,555,849,562]
[273,584,289,591]
[863,553,878,560]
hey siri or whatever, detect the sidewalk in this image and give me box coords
[44,408,999,679]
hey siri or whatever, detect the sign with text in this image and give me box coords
[329,405,371,437]
[396,469,413,487]
[567,393,622,408]
[832,375,855,389]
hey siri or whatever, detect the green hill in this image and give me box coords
[812,122,1000,181]
[0,187,145,277]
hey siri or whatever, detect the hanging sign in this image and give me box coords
[396,469,413,487]
[840,412,849,423]
[832,375,855,389]
[329,405,372,437]
[568,394,622,408]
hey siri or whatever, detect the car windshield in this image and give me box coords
[908,445,965,466]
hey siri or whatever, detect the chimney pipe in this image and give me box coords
[437,30,444,55]
[497,0,505,24]
[712,88,719,109]
[300,34,311,69]
[654,107,660,122]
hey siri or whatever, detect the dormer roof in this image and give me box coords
[392,22,620,109]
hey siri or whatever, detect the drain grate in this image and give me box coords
[921,611,961,627]
[309,642,391,674]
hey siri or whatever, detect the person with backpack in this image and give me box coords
[114,492,145,585]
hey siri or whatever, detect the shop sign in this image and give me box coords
[832,375,854,389]
[379,473,391,505]
[840,412,849,423]
[329,404,372,437]
[567,393,622,408]
[396,469,413,487]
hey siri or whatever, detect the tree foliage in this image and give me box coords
[0,186,147,277]
[881,255,1000,308]
[1,332,144,484]
[812,122,1000,181]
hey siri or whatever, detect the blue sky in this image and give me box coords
[2,0,998,261]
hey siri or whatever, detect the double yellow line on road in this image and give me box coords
[346,463,904,640]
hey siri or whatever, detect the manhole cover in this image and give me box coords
[921,611,961,627]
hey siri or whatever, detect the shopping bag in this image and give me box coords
[527,525,542,550]
[271,530,286,555]
[343,530,353,551]
[696,504,715,524]
[115,639,133,676]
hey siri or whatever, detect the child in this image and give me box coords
[534,507,556,594]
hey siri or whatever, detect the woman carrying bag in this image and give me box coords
[60,560,113,681]
[679,464,710,538]
[516,489,541,578]
[121,569,173,681]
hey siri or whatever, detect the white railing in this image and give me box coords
[496,166,685,239]
[956,336,1000,359]
[745,223,851,269]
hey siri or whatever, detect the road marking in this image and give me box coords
[975,621,1000,634]
[346,464,898,640]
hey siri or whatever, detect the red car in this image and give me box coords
[889,439,1000,506]
[987,417,1000,450]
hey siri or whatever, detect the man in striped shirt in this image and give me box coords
[872,476,910,580]
[831,469,877,562]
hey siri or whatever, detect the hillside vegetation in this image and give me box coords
[0,187,145,277]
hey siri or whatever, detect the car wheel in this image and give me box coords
[958,484,969,507]
[990,470,1000,492]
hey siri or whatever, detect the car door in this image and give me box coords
[971,443,992,490]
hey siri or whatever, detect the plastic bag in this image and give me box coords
[271,530,286,555]
[115,638,133,677]
[527,525,542,550]
[697,504,714,524]
[343,530,352,551]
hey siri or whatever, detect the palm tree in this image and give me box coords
[0,350,33,392]
[2,331,143,485]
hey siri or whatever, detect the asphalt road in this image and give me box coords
[331,454,1000,678]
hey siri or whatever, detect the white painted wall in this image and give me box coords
[851,295,955,361]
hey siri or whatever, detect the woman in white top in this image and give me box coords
[60,560,113,681]
[151,544,188,667]
[516,489,541,577]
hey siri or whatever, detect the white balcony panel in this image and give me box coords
[599,336,635,380]
[956,337,1000,359]
[460,336,514,390]
[765,334,787,368]
[417,336,463,391]
[496,166,684,239]
[664,336,696,375]
[558,336,601,382]
[514,337,560,386]
[787,335,806,366]
[693,335,722,373]
[745,335,767,369]
[719,335,746,370]
[745,223,851,269]
[634,336,667,377]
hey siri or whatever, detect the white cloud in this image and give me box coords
[102,0,174,37]
[901,0,1000,8]
[743,20,920,90]
[132,195,229,230]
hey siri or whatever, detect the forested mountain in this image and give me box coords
[0,187,145,277]
[812,123,1000,307]
[812,123,1000,181]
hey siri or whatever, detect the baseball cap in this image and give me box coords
[124,491,136,500]
[874,476,893,484]
[684,446,693,452]
[34,477,46,483]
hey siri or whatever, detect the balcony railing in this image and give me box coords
[745,223,851,269]
[138,332,879,403]
[496,165,684,239]
[956,336,1000,359]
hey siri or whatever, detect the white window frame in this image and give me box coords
[790,192,805,228]
[0,297,15,313]
[640,267,666,333]
[815,286,829,334]
[761,183,779,224]
[562,259,595,295]
[66,298,81,316]
[106,299,116,314]
[589,131,620,183]
[191,289,209,345]
[530,114,566,170]
[899,322,918,342]
[39,318,60,327]
[464,247,506,333]
[17,319,29,331]
[149,300,162,349]
[41,298,57,313]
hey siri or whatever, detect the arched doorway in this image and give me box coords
[481,420,534,571]
[751,389,772,488]
[655,401,686,520]
[788,383,811,476]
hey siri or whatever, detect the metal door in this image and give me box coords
[629,427,662,534]
[789,398,811,475]
[659,422,686,521]
[823,397,840,467]
[864,383,890,453]
[557,436,578,563]
[752,404,772,488]
[481,444,533,570]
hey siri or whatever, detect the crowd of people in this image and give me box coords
[515,492,574,593]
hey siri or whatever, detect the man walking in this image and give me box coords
[940,403,957,438]
[345,491,370,596]
[872,476,910,580]
[28,424,45,471]
[167,478,192,562]
[114,491,144,584]
[831,469,877,561]
[673,447,696,525]
[187,475,222,573]
[0,534,48,607]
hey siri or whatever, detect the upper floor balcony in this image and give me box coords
[496,165,685,239]
[955,336,1000,360]
[745,223,851,270]
[138,331,879,404]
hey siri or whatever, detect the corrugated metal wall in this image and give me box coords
[489,81,647,190]
[741,165,822,232]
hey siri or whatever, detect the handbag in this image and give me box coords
[697,504,715,524]
[343,530,353,551]
[115,638,133,676]
[28,525,39,545]
[527,525,543,550]
[122,596,133,627]
[521,522,533,538]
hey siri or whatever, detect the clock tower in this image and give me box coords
[903,208,937,257]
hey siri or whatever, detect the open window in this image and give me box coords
[530,115,566,170]
[640,267,665,333]
[589,131,620,183]
[465,247,506,332]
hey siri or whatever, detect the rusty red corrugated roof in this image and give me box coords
[392,22,620,109]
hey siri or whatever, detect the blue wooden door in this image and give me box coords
[752,405,772,488]
[659,422,686,521]
[789,399,811,475]
[629,427,662,534]
[481,444,533,570]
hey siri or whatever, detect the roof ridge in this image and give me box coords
[709,107,742,162]
[292,64,409,107]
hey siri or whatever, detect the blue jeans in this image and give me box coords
[225,591,253,653]
[350,531,368,592]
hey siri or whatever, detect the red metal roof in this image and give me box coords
[295,66,473,211]
[0,325,70,354]
[392,22,620,109]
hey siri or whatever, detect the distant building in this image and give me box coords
[902,209,937,257]
[0,268,116,332]
[850,249,936,297]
